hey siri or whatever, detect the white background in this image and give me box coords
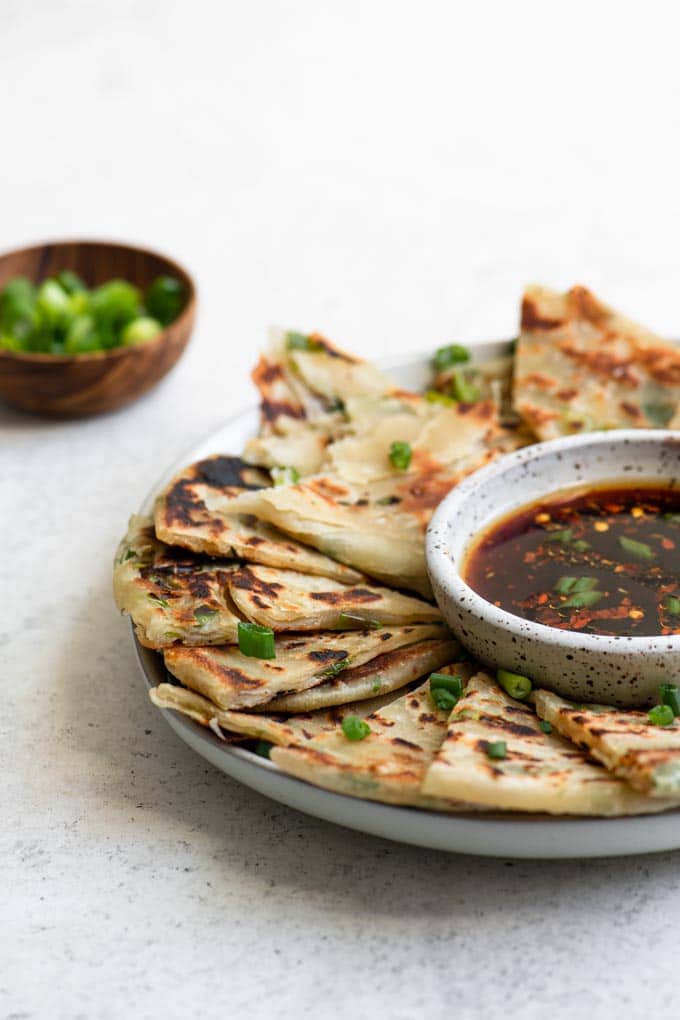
[2,2,680,1017]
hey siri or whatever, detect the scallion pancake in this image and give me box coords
[113,515,241,648]
[164,623,444,709]
[533,689,680,798]
[421,673,680,815]
[226,564,441,631]
[257,635,459,712]
[271,662,477,809]
[149,681,396,745]
[514,284,680,439]
[154,455,365,583]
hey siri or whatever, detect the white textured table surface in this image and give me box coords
[3,2,680,1017]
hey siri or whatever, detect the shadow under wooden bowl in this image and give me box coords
[0,239,196,417]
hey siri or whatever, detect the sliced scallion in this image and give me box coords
[660,684,680,717]
[432,343,470,371]
[429,673,463,698]
[255,740,273,758]
[554,576,579,595]
[237,621,276,659]
[341,715,371,741]
[271,465,300,486]
[285,331,323,352]
[497,668,532,700]
[450,371,480,403]
[619,535,655,560]
[389,440,412,471]
[539,720,553,734]
[648,704,675,727]
[545,528,573,543]
[485,740,507,760]
[664,596,680,617]
[561,590,603,609]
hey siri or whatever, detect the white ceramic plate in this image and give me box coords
[136,343,680,858]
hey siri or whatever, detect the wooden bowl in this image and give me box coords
[0,239,196,417]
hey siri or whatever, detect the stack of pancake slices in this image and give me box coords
[114,287,680,815]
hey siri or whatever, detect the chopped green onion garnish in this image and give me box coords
[554,576,579,595]
[648,704,675,727]
[425,389,456,406]
[642,402,675,426]
[147,594,170,608]
[341,715,371,741]
[429,673,463,698]
[336,612,382,630]
[255,740,273,758]
[539,720,553,734]
[572,576,599,593]
[662,513,680,522]
[561,590,603,609]
[496,668,532,700]
[485,740,507,760]
[571,539,591,552]
[271,465,300,486]
[432,343,470,371]
[450,371,480,403]
[389,440,412,471]
[660,684,680,717]
[664,596,680,617]
[237,621,276,659]
[321,659,349,678]
[285,330,322,351]
[619,535,655,560]
[545,528,573,543]
[431,689,459,712]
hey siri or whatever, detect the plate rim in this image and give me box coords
[134,340,680,858]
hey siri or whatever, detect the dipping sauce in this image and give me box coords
[464,484,680,637]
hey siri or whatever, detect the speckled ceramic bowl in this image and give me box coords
[426,430,680,708]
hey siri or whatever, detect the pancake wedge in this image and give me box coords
[533,689,680,798]
[258,635,459,712]
[421,673,680,815]
[149,681,395,744]
[271,662,477,808]
[514,284,680,439]
[227,564,442,631]
[113,515,242,648]
[164,624,442,709]
[154,454,364,583]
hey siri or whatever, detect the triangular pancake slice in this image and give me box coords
[149,681,396,745]
[271,662,478,809]
[154,455,365,584]
[533,689,680,798]
[421,673,680,815]
[514,284,680,440]
[164,623,444,710]
[113,515,242,648]
[226,564,441,631]
[255,635,459,713]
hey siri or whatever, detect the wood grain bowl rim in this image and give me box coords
[0,237,196,364]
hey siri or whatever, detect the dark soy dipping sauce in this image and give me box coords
[464,484,680,637]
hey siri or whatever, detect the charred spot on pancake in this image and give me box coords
[521,297,563,331]
[230,566,283,599]
[261,399,307,424]
[197,455,268,490]
[163,478,208,526]
[391,737,421,750]
[308,649,349,664]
